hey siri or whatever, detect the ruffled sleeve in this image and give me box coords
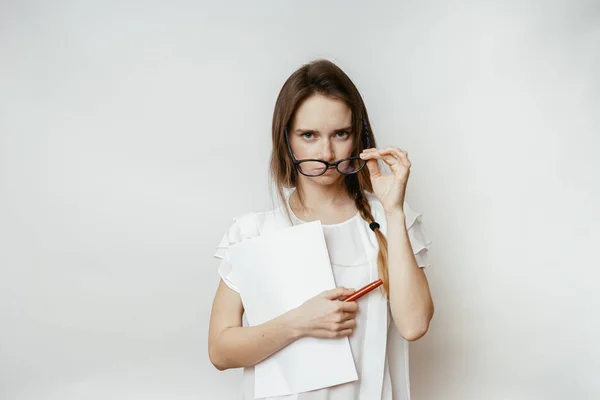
[213,213,261,292]
[404,202,433,268]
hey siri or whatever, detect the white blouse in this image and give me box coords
[214,193,432,400]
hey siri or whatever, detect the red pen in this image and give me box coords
[341,279,383,302]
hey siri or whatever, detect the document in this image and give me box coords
[227,221,358,399]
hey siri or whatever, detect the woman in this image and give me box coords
[208,59,434,399]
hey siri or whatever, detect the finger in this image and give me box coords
[387,148,411,168]
[365,158,381,178]
[362,148,401,168]
[315,328,353,338]
[345,319,356,329]
[322,287,354,300]
[335,310,357,322]
[335,311,356,322]
[361,147,410,173]
[359,148,379,159]
[377,153,409,173]
[339,301,358,313]
[379,146,407,157]
[378,152,400,168]
[378,148,404,163]
[340,328,353,337]
[328,319,356,332]
[337,319,356,330]
[378,147,411,169]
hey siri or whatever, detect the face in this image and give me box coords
[289,94,354,184]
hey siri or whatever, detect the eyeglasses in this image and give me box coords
[285,121,371,177]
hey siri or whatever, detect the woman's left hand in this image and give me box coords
[359,147,411,214]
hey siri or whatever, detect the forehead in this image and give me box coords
[292,94,352,130]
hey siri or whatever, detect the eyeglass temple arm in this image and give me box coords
[284,127,298,163]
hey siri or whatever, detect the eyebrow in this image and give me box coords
[293,126,352,134]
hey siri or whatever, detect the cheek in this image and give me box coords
[290,140,312,159]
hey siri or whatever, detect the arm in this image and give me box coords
[208,280,302,370]
[358,146,434,341]
[208,280,358,371]
[386,210,434,341]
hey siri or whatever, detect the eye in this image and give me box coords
[335,131,350,138]
[301,132,315,139]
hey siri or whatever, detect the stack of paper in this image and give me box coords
[227,221,358,399]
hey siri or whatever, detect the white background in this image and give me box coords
[1,1,599,399]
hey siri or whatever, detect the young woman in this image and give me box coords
[209,59,434,399]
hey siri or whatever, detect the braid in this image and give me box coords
[354,192,390,297]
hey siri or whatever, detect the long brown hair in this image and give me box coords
[269,59,390,295]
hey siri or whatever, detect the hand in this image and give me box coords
[289,287,358,339]
[360,147,411,213]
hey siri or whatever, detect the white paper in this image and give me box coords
[227,220,358,399]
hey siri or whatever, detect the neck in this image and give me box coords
[290,178,352,216]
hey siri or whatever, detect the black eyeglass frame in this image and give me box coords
[285,120,372,177]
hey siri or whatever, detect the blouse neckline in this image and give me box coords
[288,204,361,228]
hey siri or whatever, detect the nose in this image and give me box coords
[318,137,335,161]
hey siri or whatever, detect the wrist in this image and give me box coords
[384,207,406,219]
[282,308,306,340]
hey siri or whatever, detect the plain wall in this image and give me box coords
[1,0,599,399]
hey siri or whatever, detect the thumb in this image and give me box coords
[322,287,355,300]
[365,158,381,179]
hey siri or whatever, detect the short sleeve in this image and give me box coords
[213,213,260,292]
[404,203,433,268]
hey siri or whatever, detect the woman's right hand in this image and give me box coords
[288,287,358,339]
